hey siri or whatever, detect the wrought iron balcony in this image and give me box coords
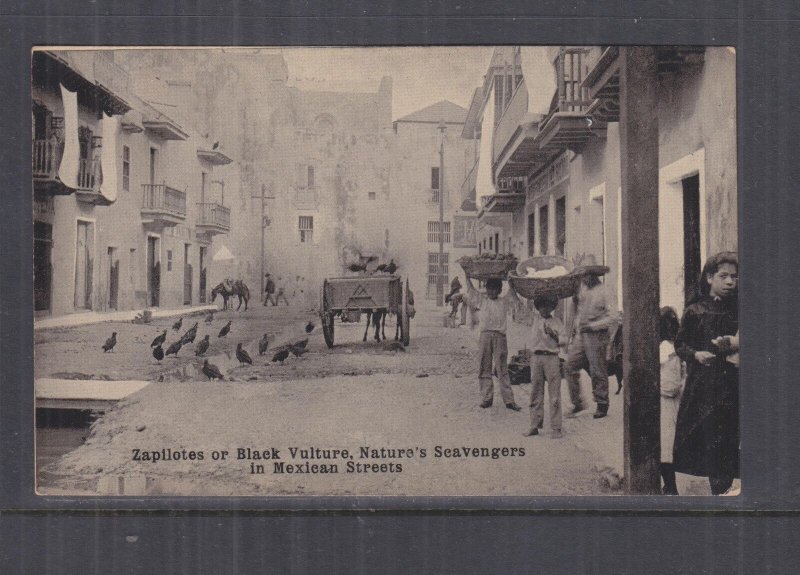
[141,183,187,226]
[197,202,231,235]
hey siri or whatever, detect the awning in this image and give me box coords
[212,245,236,262]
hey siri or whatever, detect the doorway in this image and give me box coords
[682,174,701,305]
[183,243,193,306]
[146,236,160,307]
[74,221,94,310]
[34,222,52,315]
[199,246,207,304]
[107,247,119,310]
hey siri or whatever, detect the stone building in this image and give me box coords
[390,100,477,303]
[32,50,233,318]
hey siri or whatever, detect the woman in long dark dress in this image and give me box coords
[673,252,739,495]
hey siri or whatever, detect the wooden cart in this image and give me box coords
[319,275,412,348]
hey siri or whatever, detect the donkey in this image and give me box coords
[211,280,250,311]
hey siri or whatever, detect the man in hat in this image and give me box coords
[564,255,617,419]
[263,273,276,306]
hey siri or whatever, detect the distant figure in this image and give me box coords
[102,332,117,353]
[263,273,277,306]
[274,277,289,306]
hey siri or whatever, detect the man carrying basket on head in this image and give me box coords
[464,275,525,412]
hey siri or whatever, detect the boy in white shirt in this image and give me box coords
[465,277,523,411]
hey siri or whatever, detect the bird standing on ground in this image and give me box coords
[385,259,397,275]
[152,344,164,362]
[151,329,167,348]
[258,333,270,356]
[289,344,308,358]
[195,335,210,356]
[347,263,367,273]
[375,263,387,273]
[271,347,290,364]
[304,322,315,334]
[291,338,308,350]
[181,322,199,345]
[172,317,183,331]
[218,320,232,338]
[202,359,225,381]
[211,141,219,150]
[204,312,214,324]
[165,340,182,357]
[102,332,117,353]
[236,343,253,366]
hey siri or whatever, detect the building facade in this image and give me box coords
[32,50,233,318]
[466,46,737,316]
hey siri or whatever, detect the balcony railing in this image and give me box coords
[142,184,187,218]
[77,158,99,191]
[197,202,231,231]
[429,188,450,206]
[493,79,530,164]
[32,140,60,179]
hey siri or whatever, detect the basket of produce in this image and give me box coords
[458,253,519,281]
[508,255,580,300]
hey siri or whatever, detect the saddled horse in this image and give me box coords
[211,280,251,311]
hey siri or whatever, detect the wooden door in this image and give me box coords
[108,247,119,310]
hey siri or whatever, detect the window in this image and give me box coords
[489,236,493,251]
[299,216,314,243]
[426,252,449,299]
[427,221,451,243]
[296,164,315,189]
[556,196,566,256]
[201,172,207,203]
[308,166,315,188]
[166,250,173,272]
[431,167,440,190]
[527,212,536,257]
[539,204,549,255]
[368,192,376,201]
[122,146,130,192]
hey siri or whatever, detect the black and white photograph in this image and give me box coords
[32,46,738,497]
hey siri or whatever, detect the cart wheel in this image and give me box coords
[401,278,411,346]
[320,279,335,348]
[322,313,335,348]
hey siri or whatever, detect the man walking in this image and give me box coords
[263,273,277,306]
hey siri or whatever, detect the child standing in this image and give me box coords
[465,276,523,411]
[658,306,685,495]
[524,296,567,438]
[673,252,739,495]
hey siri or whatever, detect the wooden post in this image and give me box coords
[619,47,662,494]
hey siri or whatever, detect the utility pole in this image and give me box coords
[437,119,447,307]
[251,184,275,296]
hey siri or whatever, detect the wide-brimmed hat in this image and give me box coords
[572,254,609,277]
[572,264,610,277]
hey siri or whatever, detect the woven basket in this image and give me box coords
[509,255,579,300]
[458,257,518,281]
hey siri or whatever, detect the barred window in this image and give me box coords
[299,216,314,243]
[427,221,451,243]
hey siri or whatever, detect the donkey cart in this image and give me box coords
[319,275,412,348]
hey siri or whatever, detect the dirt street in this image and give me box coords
[36,300,714,496]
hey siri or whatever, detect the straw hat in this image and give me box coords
[572,254,610,276]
